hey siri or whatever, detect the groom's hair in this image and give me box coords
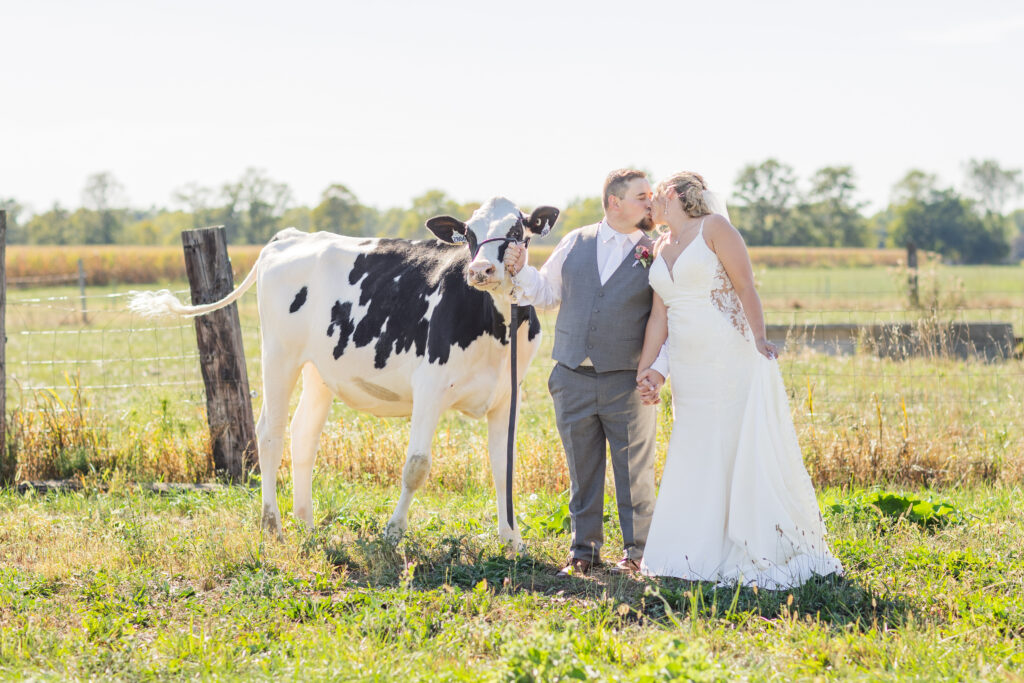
[603,169,647,209]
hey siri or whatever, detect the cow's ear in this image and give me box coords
[525,206,560,236]
[426,216,468,244]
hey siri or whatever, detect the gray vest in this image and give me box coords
[552,224,655,372]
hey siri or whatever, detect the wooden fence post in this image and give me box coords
[1,211,6,474]
[181,227,257,482]
[906,242,919,307]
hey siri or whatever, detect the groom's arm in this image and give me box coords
[504,230,581,310]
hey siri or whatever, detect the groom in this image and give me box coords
[505,169,667,575]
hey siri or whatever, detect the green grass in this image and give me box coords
[3,265,1024,678]
[757,264,1024,325]
[0,480,1021,680]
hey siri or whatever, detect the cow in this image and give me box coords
[129,197,559,547]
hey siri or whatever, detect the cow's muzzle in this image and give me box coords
[467,260,502,289]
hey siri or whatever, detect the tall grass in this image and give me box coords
[6,377,213,483]
[6,324,1022,490]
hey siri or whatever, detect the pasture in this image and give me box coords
[2,253,1023,679]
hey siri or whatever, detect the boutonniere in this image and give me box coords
[633,244,653,268]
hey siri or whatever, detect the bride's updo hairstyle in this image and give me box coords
[658,172,711,217]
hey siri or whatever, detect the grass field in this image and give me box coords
[1,480,1021,679]
[3,257,1024,679]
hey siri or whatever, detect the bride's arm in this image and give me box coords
[706,215,778,359]
[637,292,669,375]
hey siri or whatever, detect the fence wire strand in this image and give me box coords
[3,283,1021,426]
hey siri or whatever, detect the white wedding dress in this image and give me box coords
[639,220,843,588]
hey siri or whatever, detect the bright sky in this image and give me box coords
[3,0,1023,218]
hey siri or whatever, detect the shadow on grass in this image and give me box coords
[638,574,911,631]
[302,526,912,633]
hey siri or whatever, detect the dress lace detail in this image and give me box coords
[710,260,751,340]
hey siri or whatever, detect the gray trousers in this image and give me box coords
[548,363,658,562]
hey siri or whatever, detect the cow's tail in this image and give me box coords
[128,259,260,319]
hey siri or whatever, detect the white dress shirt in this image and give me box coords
[514,220,670,378]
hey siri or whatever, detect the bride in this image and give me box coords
[635,171,842,588]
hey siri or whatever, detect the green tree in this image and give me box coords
[1010,209,1024,259]
[0,198,25,243]
[397,190,464,238]
[730,159,797,246]
[24,204,75,244]
[217,168,292,243]
[81,171,125,244]
[804,166,870,247]
[550,196,603,239]
[891,169,939,205]
[890,189,1008,263]
[280,206,313,232]
[173,182,216,229]
[370,206,407,237]
[963,159,1023,215]
[122,210,195,245]
[311,184,364,235]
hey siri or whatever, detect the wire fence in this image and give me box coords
[5,281,1022,421]
[6,287,262,417]
[3,271,1022,491]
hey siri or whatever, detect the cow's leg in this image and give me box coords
[290,364,334,528]
[385,393,444,541]
[256,352,301,538]
[487,391,523,550]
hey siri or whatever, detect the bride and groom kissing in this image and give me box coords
[504,169,843,589]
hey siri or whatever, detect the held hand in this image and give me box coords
[503,243,527,275]
[756,338,779,360]
[636,368,665,405]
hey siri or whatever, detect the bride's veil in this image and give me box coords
[703,189,730,222]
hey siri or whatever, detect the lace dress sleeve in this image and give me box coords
[710,260,752,340]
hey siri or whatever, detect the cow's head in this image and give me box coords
[427,197,559,292]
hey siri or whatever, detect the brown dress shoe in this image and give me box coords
[608,557,641,575]
[556,556,597,577]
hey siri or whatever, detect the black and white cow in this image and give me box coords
[129,197,559,547]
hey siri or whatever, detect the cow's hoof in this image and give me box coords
[500,531,525,554]
[384,521,405,544]
[293,507,314,529]
[262,506,283,541]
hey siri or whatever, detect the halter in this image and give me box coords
[460,213,531,260]
[472,236,523,260]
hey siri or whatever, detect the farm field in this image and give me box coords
[2,255,1023,679]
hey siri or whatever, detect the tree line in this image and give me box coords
[2,159,1022,263]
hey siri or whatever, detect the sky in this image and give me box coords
[3,0,1023,218]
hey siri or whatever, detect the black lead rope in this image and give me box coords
[503,301,531,529]
[506,303,518,530]
[470,234,525,531]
